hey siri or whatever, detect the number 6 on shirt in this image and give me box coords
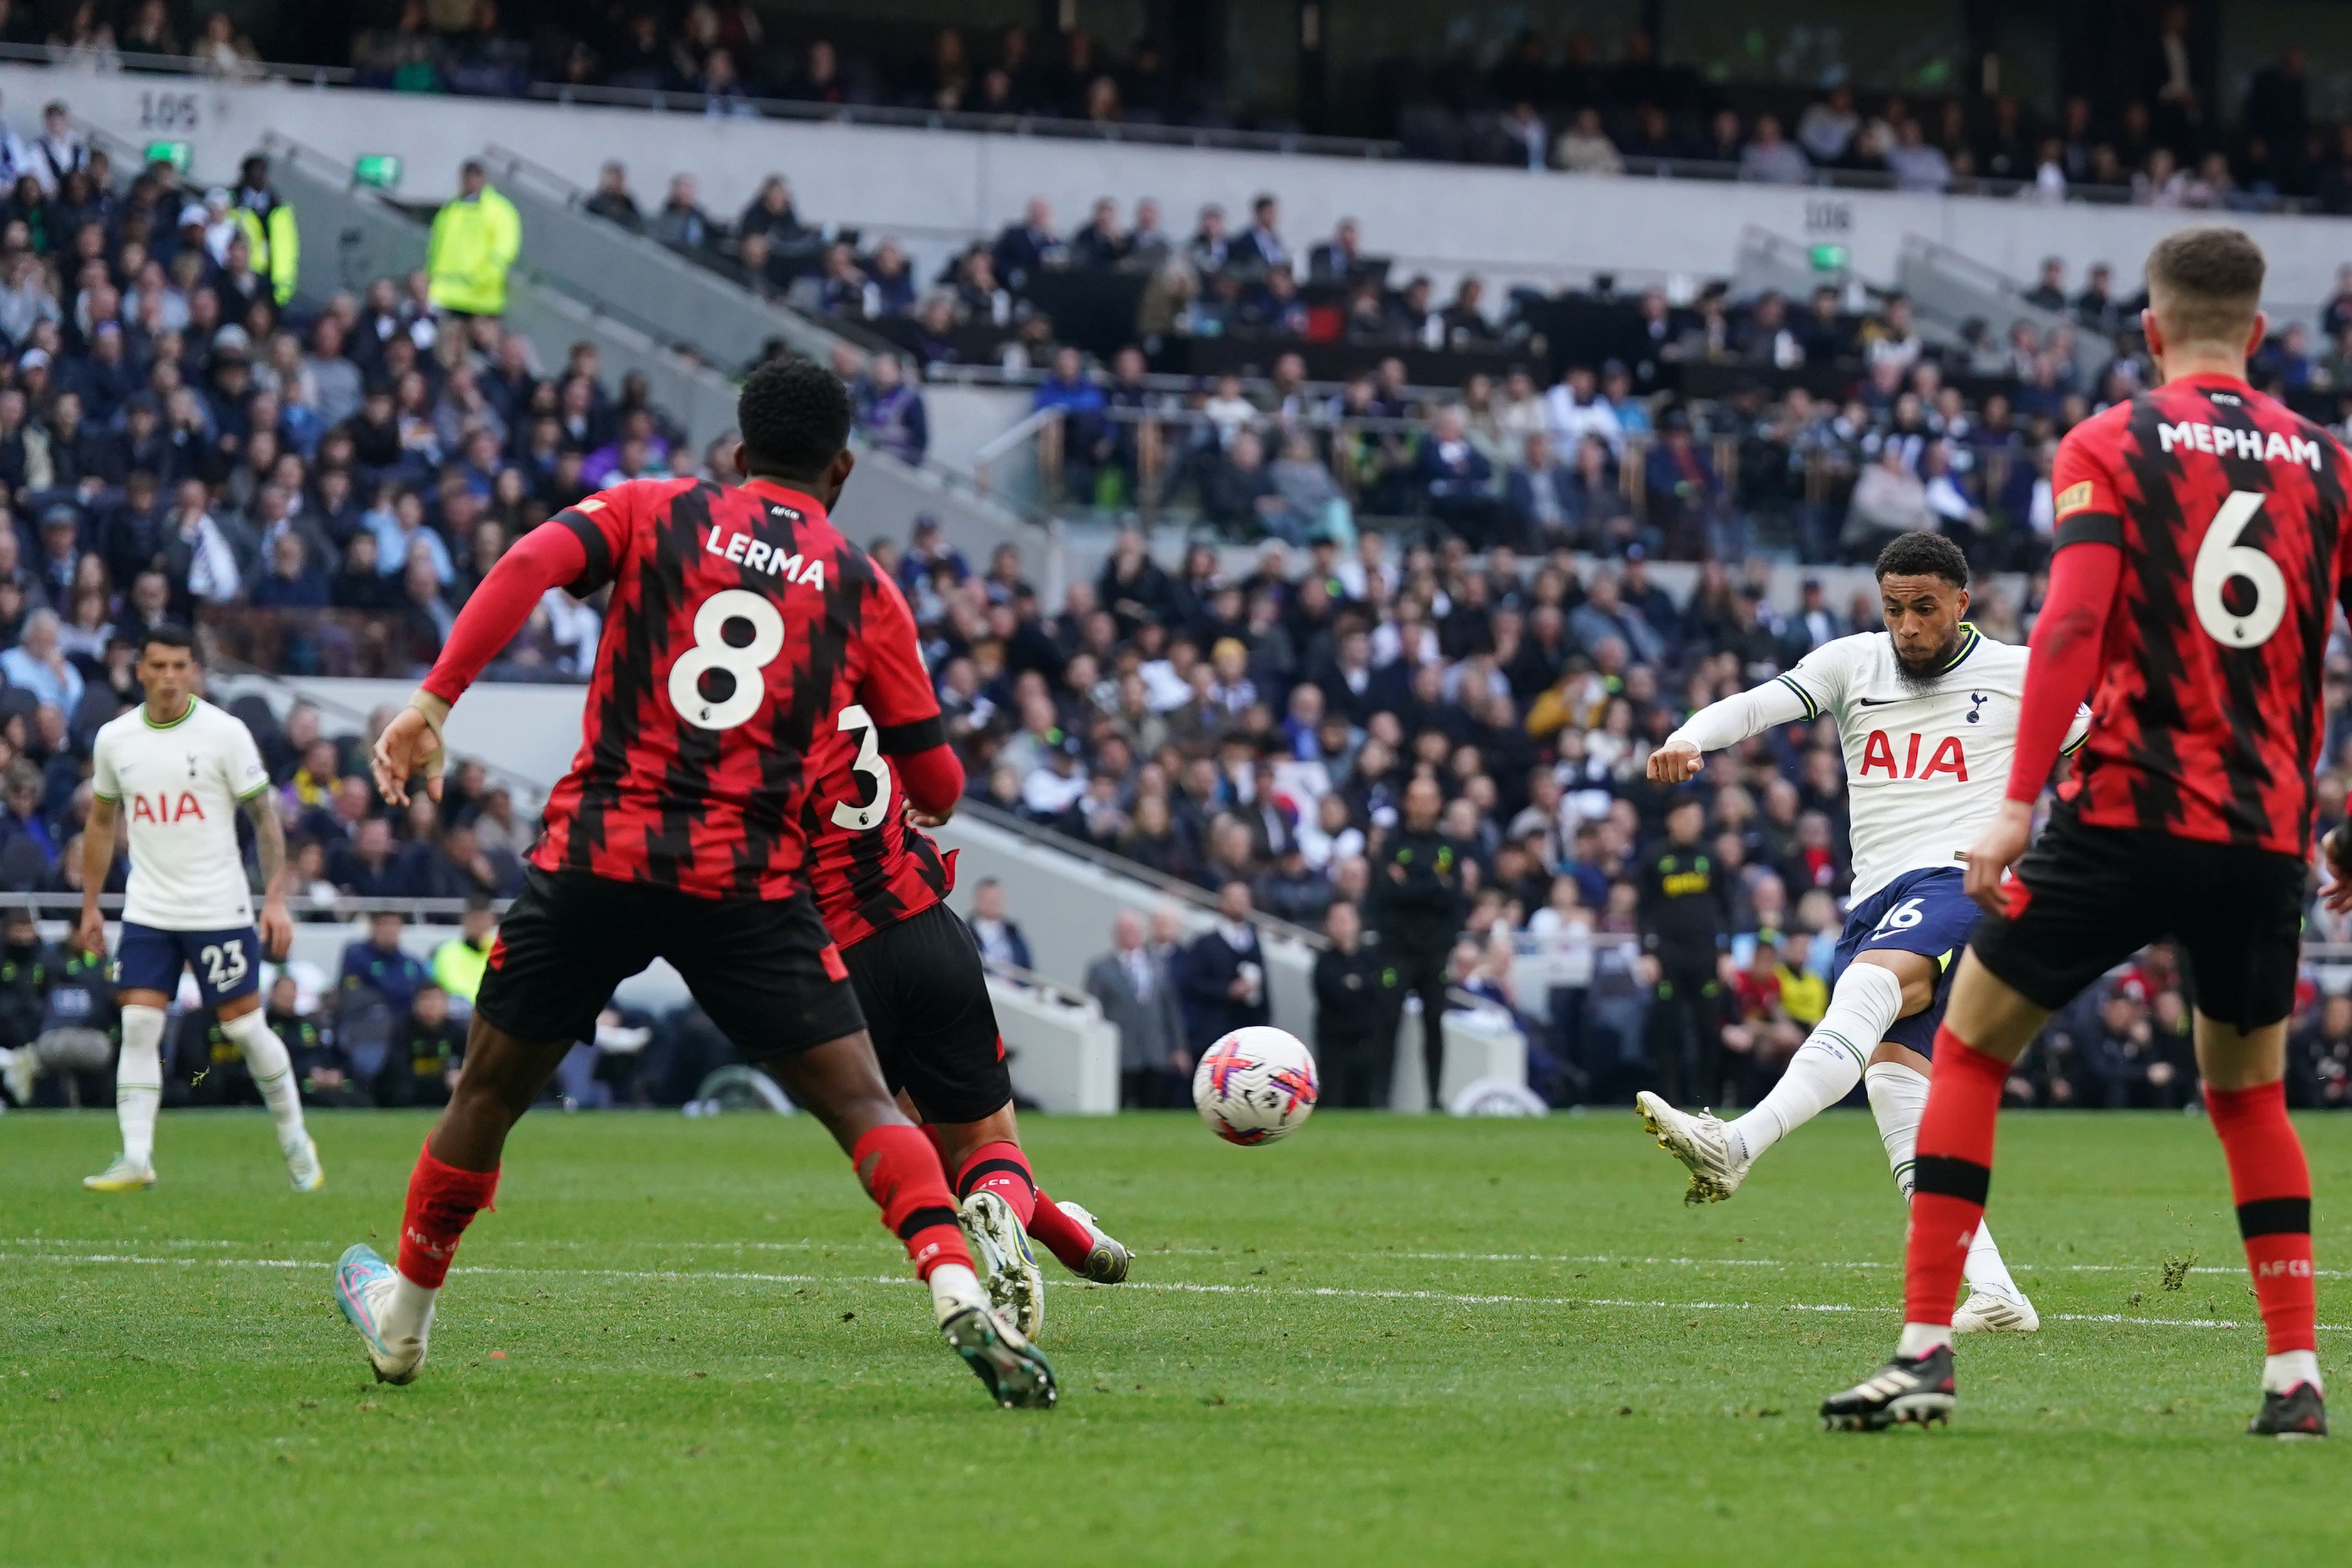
[2192,489,2287,649]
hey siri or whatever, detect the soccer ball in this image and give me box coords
[1193,1027,1318,1146]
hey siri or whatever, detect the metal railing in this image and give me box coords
[0,38,353,86]
[9,892,504,921]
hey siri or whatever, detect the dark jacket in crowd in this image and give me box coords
[1368,827,1465,958]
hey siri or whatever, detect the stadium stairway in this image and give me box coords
[1895,234,2117,385]
[130,125,1065,593]
[236,132,745,447]
[477,143,851,375]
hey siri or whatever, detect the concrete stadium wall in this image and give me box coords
[22,63,2352,306]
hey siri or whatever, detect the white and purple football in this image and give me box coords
[1193,1026,1319,1146]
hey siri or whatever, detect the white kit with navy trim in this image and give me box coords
[1666,625,2089,902]
[90,698,271,929]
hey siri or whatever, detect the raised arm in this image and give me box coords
[374,516,593,805]
[1648,676,1816,783]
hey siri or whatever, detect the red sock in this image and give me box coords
[917,1122,949,1166]
[396,1144,499,1290]
[2206,1081,2318,1356]
[955,1141,1037,1228]
[1028,1189,1098,1275]
[852,1125,973,1280]
[1902,1026,2010,1327]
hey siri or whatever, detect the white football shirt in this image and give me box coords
[1779,626,2088,901]
[91,698,271,930]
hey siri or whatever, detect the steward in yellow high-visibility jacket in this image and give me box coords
[427,159,523,317]
[233,153,298,306]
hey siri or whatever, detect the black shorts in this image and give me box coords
[476,869,865,1064]
[1968,804,2307,1033]
[842,900,1010,1125]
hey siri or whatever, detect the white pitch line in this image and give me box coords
[9,1235,2346,1280]
[6,1248,2343,1332]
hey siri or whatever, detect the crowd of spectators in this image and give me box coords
[44,6,2352,218]
[897,513,2352,1112]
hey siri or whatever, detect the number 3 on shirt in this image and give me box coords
[2192,490,2287,649]
[829,706,890,831]
[668,590,786,730]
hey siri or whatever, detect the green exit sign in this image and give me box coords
[1808,244,1849,273]
[142,140,191,174]
[353,154,403,191]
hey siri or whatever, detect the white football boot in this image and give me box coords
[285,1135,325,1193]
[1952,1283,2041,1334]
[82,1154,156,1191]
[1634,1091,1745,1203]
[931,1263,1056,1409]
[1053,1200,1132,1284]
[334,1244,429,1384]
[960,1189,1045,1341]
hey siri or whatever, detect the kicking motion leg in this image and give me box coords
[920,1104,1134,1341]
[1637,954,1916,1203]
[1864,1045,2035,1333]
[772,1038,1055,1409]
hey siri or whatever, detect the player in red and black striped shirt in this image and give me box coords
[332,358,1054,1409]
[806,735,1135,1337]
[1826,227,2341,1438]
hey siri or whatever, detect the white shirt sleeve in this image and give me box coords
[91,729,119,802]
[1665,640,1849,753]
[224,718,271,800]
[1663,676,1814,754]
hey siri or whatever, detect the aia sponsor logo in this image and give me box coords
[1858,730,1968,781]
[128,791,207,823]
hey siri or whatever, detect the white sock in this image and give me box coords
[1899,1322,1953,1358]
[928,1261,983,1321]
[1869,1060,2020,1297]
[1728,962,1903,1166]
[219,1007,309,1156]
[115,1005,166,1169]
[384,1272,438,1345]
[2265,1349,2323,1395]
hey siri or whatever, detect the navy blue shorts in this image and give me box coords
[1831,868,1980,1055]
[115,922,263,1008]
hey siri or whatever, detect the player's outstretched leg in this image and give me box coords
[217,999,321,1191]
[85,1003,166,1191]
[775,1039,1055,1410]
[2206,1079,2327,1438]
[1866,1059,2037,1334]
[1033,1191,1131,1284]
[1636,961,1905,1204]
[921,1119,1129,1287]
[335,1017,559,1384]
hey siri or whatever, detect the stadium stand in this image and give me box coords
[3,16,2352,1121]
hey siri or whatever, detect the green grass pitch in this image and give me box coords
[2,1107,2344,1565]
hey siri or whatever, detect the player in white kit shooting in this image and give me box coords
[78,627,321,1192]
[1633,534,2086,1334]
